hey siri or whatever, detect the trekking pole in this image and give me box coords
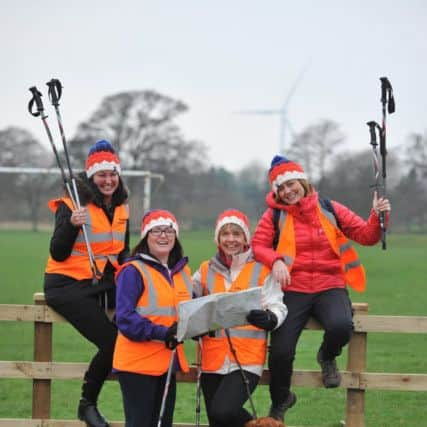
[366,120,386,249]
[157,348,176,427]
[379,77,395,201]
[195,338,203,427]
[28,83,101,283]
[365,77,395,250]
[28,86,73,201]
[224,328,257,420]
[46,78,102,282]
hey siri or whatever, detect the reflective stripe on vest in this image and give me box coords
[113,259,191,376]
[210,327,266,340]
[205,261,264,294]
[133,260,192,317]
[276,204,366,292]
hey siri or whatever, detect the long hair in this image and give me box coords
[131,234,184,268]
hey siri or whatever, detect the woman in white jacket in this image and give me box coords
[192,209,287,427]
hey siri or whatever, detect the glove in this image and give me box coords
[246,309,278,331]
[164,322,179,350]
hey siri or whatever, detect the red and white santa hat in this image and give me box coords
[268,154,307,194]
[85,140,121,178]
[140,209,179,239]
[214,209,251,245]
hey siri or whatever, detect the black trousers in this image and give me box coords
[117,371,176,427]
[47,293,117,403]
[269,288,353,405]
[201,370,259,427]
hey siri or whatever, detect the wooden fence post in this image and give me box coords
[345,302,368,427]
[32,293,52,419]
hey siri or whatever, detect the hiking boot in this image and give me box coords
[268,391,297,422]
[78,398,110,427]
[317,349,341,388]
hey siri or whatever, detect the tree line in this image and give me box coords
[0,89,426,233]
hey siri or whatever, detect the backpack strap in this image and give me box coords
[272,199,340,250]
[319,198,341,230]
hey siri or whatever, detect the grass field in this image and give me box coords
[0,230,426,426]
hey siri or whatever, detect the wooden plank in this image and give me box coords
[345,305,368,427]
[0,362,87,379]
[354,315,427,333]
[0,361,358,388]
[33,298,53,419]
[0,305,46,322]
[360,372,427,391]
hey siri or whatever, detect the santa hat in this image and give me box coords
[268,155,307,193]
[214,209,251,245]
[140,209,179,239]
[85,140,121,178]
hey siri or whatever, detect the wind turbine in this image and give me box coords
[236,65,309,154]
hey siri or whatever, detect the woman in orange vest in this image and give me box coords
[113,209,192,427]
[44,140,129,427]
[192,209,287,427]
[252,155,391,423]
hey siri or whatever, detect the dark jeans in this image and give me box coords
[117,371,176,427]
[269,288,353,405]
[201,370,259,427]
[47,293,117,402]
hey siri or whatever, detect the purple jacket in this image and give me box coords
[115,254,188,342]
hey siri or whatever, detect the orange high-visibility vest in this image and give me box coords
[45,197,128,279]
[113,260,192,376]
[276,204,366,292]
[199,260,270,371]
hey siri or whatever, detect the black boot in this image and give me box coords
[317,349,341,388]
[78,397,110,427]
[268,391,297,422]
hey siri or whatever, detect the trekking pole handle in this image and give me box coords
[366,121,380,148]
[380,77,390,105]
[28,86,45,117]
[46,78,62,107]
[380,76,395,114]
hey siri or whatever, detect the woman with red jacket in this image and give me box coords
[251,155,391,423]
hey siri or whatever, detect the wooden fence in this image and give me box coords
[0,293,427,427]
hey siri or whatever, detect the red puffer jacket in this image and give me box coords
[251,192,383,293]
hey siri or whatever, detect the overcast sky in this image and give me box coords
[2,1,426,172]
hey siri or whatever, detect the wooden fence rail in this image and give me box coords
[0,293,427,427]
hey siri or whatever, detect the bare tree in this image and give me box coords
[404,132,427,180]
[288,120,345,188]
[69,90,207,174]
[0,127,52,230]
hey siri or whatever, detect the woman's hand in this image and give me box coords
[272,259,291,290]
[70,207,88,227]
[373,191,391,215]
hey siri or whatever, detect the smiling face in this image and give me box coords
[92,170,120,204]
[147,226,176,264]
[218,224,247,257]
[276,179,306,205]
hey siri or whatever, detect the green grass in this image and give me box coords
[0,230,426,426]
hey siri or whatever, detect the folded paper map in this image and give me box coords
[176,287,263,341]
